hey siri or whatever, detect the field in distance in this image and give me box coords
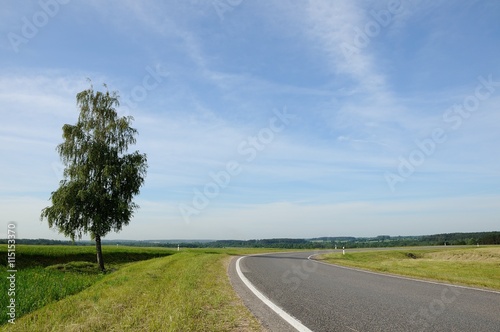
[317,246,500,290]
[3,245,499,331]
[0,245,282,331]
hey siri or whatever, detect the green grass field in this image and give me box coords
[3,245,499,331]
[0,245,176,327]
[317,246,500,290]
[0,245,281,331]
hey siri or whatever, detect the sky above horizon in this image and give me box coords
[1,0,500,241]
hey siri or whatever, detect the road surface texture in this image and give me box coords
[228,251,500,332]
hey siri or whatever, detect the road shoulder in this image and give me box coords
[227,255,295,332]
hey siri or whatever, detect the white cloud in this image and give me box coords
[1,1,498,240]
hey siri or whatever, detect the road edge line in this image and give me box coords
[308,254,500,295]
[236,256,313,332]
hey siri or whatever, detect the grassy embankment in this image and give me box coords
[0,245,176,326]
[317,246,500,290]
[0,245,274,331]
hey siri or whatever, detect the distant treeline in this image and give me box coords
[2,231,499,249]
[196,231,500,249]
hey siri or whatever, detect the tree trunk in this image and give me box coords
[95,234,105,272]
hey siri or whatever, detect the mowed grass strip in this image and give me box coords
[317,246,500,290]
[3,251,264,332]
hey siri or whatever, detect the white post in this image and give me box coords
[342,246,345,255]
[177,244,180,251]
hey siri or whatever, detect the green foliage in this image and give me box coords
[40,84,147,270]
[2,232,499,249]
[136,232,499,249]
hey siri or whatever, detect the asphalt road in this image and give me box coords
[229,251,500,332]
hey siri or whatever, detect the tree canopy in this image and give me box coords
[41,84,147,271]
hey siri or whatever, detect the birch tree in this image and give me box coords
[41,84,148,271]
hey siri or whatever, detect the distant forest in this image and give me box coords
[3,231,500,249]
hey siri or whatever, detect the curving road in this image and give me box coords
[229,251,500,332]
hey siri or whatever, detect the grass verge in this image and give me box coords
[0,245,175,326]
[1,247,272,331]
[317,246,500,290]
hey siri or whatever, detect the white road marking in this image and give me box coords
[236,256,313,332]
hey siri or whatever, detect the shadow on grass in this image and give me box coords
[11,252,175,269]
[46,261,101,274]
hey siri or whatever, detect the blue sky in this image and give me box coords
[1,0,499,240]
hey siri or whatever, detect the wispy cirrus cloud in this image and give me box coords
[2,0,499,239]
